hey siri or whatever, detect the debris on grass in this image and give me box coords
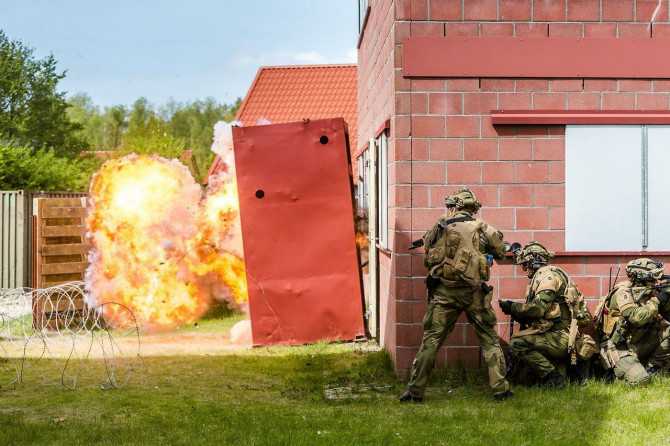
[323,384,393,400]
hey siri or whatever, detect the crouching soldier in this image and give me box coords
[499,242,596,388]
[595,258,670,385]
[399,189,513,403]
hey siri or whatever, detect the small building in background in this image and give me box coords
[206,63,359,180]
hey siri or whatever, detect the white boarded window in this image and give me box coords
[647,126,670,251]
[566,125,670,252]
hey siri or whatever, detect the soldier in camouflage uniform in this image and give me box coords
[597,258,670,385]
[399,189,513,403]
[499,242,576,388]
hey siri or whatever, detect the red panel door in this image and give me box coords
[233,118,365,346]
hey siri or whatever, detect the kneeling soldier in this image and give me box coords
[595,258,670,385]
[500,242,594,388]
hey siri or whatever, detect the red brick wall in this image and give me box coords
[360,0,670,376]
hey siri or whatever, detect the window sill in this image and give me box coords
[377,245,392,257]
[490,110,670,125]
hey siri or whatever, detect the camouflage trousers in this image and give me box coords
[407,285,509,398]
[613,325,670,386]
[509,329,569,378]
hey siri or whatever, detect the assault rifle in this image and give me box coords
[650,274,670,291]
[409,238,424,250]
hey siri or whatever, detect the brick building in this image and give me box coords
[357,0,670,375]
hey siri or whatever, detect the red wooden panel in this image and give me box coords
[403,37,670,78]
[491,110,670,125]
[233,118,365,346]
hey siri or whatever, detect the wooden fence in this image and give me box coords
[32,197,90,328]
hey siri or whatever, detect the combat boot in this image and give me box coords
[493,390,515,402]
[541,369,567,388]
[645,364,664,377]
[570,360,590,386]
[398,390,423,403]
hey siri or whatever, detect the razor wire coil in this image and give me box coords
[0,281,140,390]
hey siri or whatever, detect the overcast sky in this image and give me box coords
[1,1,359,108]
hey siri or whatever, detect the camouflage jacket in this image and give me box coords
[509,265,572,331]
[606,281,670,344]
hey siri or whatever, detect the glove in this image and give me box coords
[499,300,514,315]
[655,291,670,306]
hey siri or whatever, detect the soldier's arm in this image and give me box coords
[510,290,555,319]
[480,221,506,260]
[621,299,659,327]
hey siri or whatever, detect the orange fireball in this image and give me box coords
[85,154,247,330]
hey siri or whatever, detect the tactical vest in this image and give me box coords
[594,282,652,368]
[522,266,595,363]
[423,216,489,287]
[595,283,654,344]
[593,286,620,338]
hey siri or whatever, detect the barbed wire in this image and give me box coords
[0,282,140,390]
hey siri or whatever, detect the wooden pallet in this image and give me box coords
[33,198,90,329]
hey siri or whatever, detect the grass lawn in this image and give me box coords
[1,338,670,445]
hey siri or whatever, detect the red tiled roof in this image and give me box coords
[206,64,357,182]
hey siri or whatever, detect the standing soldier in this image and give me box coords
[596,258,670,385]
[499,242,595,388]
[399,189,513,403]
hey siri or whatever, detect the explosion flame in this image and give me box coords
[85,151,247,331]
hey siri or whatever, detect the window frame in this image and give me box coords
[565,124,670,252]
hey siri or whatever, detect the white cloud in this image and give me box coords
[232,48,357,68]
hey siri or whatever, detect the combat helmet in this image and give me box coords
[445,189,481,213]
[512,241,555,271]
[625,258,664,284]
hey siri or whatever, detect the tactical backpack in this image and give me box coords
[559,269,595,363]
[422,216,489,287]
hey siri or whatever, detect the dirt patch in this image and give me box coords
[135,331,251,356]
[1,326,251,359]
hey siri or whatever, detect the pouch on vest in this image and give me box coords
[423,225,446,268]
[575,334,597,360]
[479,255,491,282]
[452,247,471,275]
[602,309,620,336]
[594,288,618,338]
[599,340,619,370]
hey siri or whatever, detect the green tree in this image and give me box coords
[67,93,106,150]
[0,30,87,157]
[0,142,95,191]
[160,97,241,181]
[66,95,242,183]
[104,105,128,150]
[121,97,183,159]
